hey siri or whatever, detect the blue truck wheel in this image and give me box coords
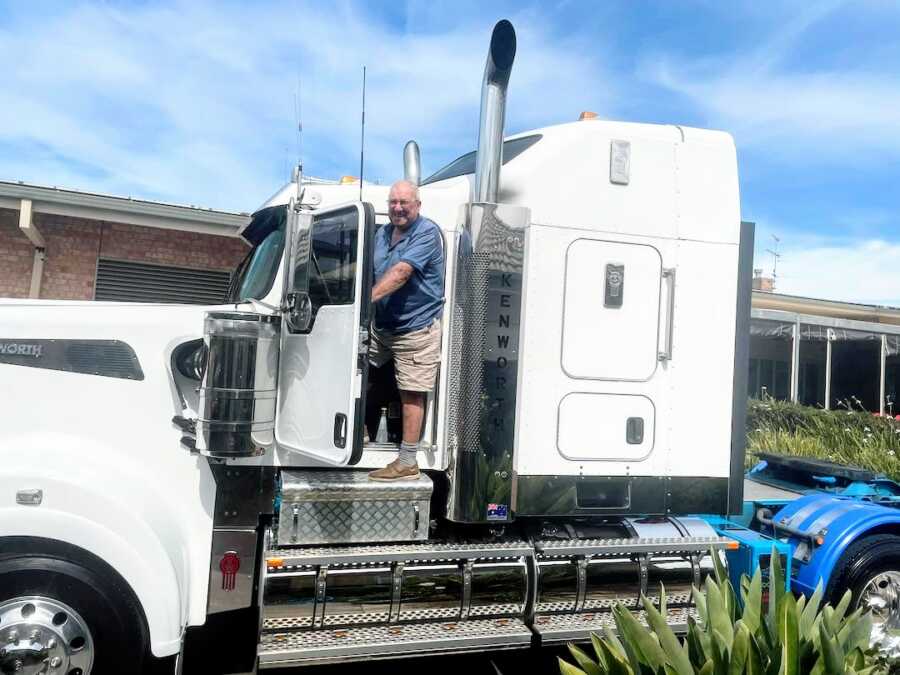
[825,534,900,631]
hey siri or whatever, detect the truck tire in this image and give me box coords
[825,533,900,629]
[0,548,150,675]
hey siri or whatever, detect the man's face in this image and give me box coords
[388,184,420,229]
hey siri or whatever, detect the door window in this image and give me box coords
[294,206,359,324]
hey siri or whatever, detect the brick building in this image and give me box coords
[0,180,249,303]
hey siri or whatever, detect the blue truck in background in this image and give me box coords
[706,452,900,649]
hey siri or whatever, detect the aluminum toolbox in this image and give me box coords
[277,470,432,546]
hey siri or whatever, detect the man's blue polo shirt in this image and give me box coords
[373,215,444,334]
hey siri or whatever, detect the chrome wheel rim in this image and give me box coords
[859,571,900,659]
[0,596,94,675]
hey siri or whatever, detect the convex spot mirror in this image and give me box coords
[285,291,313,333]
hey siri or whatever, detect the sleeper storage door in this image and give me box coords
[276,202,375,466]
[561,239,663,381]
[555,238,665,465]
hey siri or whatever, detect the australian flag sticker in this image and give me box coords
[486,503,508,521]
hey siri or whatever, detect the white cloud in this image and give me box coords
[0,1,614,212]
[650,66,900,155]
[755,234,900,307]
[641,1,900,161]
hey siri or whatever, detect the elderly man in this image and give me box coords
[368,180,444,481]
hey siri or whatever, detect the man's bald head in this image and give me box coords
[388,180,421,229]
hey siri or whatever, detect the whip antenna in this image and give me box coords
[359,66,366,201]
[295,76,303,168]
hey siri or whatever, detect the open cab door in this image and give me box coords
[276,201,375,465]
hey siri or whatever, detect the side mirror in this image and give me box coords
[285,291,313,333]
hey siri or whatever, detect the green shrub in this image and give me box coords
[558,549,883,675]
[746,398,900,482]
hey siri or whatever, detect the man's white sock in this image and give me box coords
[397,442,418,467]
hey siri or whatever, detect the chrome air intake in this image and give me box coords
[196,311,279,458]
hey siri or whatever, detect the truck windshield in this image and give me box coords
[225,206,287,303]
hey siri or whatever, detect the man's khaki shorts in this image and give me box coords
[369,319,442,392]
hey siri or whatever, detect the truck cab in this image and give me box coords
[217,115,747,506]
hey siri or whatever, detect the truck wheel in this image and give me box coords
[826,534,900,631]
[0,552,149,675]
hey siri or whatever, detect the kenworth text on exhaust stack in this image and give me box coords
[5,19,899,675]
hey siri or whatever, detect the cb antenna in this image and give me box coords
[295,76,303,169]
[359,66,366,201]
[291,77,304,203]
[765,233,781,291]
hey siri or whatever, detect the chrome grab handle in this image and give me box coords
[412,504,420,535]
[658,268,676,362]
[291,504,300,544]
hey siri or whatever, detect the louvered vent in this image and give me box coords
[95,259,232,304]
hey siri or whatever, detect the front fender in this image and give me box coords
[0,431,211,657]
[774,494,900,596]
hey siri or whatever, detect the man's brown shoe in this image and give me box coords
[368,460,420,481]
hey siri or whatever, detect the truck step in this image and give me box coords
[533,606,700,644]
[265,540,533,568]
[264,533,732,569]
[536,535,736,557]
[257,618,533,668]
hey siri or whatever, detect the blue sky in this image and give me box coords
[2,1,899,304]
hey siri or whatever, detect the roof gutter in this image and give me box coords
[753,291,900,326]
[0,181,248,236]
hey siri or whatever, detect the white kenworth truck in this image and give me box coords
[0,21,754,675]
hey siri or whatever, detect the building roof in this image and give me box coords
[752,291,900,326]
[0,179,249,236]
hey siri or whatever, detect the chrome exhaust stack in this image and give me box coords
[473,19,516,204]
[445,20,529,524]
[403,140,421,186]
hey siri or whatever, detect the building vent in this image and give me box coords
[95,259,231,304]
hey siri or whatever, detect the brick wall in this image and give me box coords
[0,209,34,297]
[37,214,102,300]
[0,207,248,300]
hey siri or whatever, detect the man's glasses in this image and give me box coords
[388,199,417,207]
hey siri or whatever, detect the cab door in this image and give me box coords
[276,201,374,465]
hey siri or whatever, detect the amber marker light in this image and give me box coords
[579,111,599,120]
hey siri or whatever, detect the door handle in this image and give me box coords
[357,326,369,355]
[658,268,676,362]
[333,413,347,448]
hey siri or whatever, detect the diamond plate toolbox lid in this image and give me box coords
[276,470,434,546]
[280,470,433,502]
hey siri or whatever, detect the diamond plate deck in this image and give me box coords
[533,607,700,644]
[266,541,533,568]
[257,618,534,668]
[535,536,734,557]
